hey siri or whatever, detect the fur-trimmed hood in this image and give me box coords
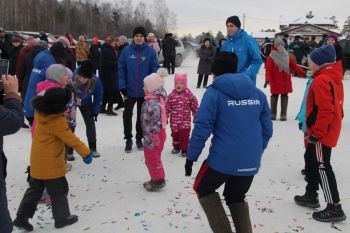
[32,87,72,115]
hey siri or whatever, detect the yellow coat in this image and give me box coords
[30,112,90,179]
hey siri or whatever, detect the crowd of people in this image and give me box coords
[0,13,347,233]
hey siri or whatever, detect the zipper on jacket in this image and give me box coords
[136,47,139,98]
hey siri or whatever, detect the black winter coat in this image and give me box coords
[0,35,12,59]
[65,48,76,72]
[9,45,23,75]
[100,43,119,91]
[90,43,102,70]
[197,45,215,75]
[162,37,177,57]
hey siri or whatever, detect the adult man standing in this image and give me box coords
[0,75,24,233]
[119,26,160,153]
[221,15,262,85]
[162,33,177,74]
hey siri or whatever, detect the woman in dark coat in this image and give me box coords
[90,37,102,73]
[197,38,215,88]
[99,36,119,115]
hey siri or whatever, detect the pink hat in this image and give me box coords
[27,36,36,48]
[327,33,338,43]
[144,73,165,94]
[174,73,187,89]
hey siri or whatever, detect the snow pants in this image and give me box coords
[144,129,166,180]
[171,128,191,152]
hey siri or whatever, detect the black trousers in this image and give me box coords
[197,74,209,88]
[194,161,254,205]
[165,55,175,74]
[0,154,12,233]
[17,177,70,221]
[305,142,340,204]
[79,106,96,150]
[123,97,144,141]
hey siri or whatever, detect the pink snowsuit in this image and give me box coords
[141,87,167,180]
[166,74,198,152]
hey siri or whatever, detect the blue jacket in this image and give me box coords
[23,50,56,117]
[73,67,103,114]
[221,29,262,85]
[118,43,160,98]
[295,78,313,132]
[188,73,273,176]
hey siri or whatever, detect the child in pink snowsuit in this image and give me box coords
[166,74,198,157]
[141,70,168,191]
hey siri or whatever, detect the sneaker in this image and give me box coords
[181,151,187,157]
[171,148,180,154]
[13,216,34,231]
[136,140,144,150]
[67,152,75,161]
[312,204,346,222]
[54,215,78,229]
[92,150,101,158]
[143,179,166,191]
[125,140,133,153]
[294,192,320,208]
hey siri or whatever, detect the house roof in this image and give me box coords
[251,31,276,39]
[275,24,342,36]
[280,15,335,26]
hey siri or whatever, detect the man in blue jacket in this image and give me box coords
[185,52,273,233]
[221,16,262,85]
[119,26,160,153]
[0,75,24,233]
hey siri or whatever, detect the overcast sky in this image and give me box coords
[105,0,350,36]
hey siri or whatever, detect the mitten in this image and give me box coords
[83,152,94,164]
[263,81,269,88]
[185,159,194,176]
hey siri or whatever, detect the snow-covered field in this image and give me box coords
[5,54,350,233]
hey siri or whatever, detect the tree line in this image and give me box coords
[0,0,176,38]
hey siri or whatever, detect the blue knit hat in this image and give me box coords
[309,45,336,67]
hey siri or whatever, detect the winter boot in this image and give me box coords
[99,105,106,114]
[125,139,133,153]
[270,95,278,120]
[312,204,346,222]
[181,150,187,157]
[197,75,203,88]
[136,139,144,150]
[106,106,117,116]
[198,192,233,233]
[228,202,252,233]
[171,148,180,154]
[143,179,166,191]
[54,215,78,229]
[13,215,34,231]
[280,94,289,121]
[294,192,320,208]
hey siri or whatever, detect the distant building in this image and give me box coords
[251,32,276,46]
[276,12,342,40]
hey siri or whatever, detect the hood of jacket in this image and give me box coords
[35,112,64,125]
[150,86,167,100]
[211,73,253,100]
[313,61,343,85]
[33,50,56,69]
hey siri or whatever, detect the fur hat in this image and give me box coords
[49,42,67,62]
[133,26,147,38]
[143,68,167,94]
[46,64,67,83]
[174,73,187,90]
[309,45,336,67]
[327,33,338,43]
[118,35,128,43]
[32,87,72,115]
[211,52,238,77]
[274,38,285,48]
[78,61,94,79]
[226,16,241,28]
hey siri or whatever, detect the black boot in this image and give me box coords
[294,192,320,208]
[143,179,166,191]
[199,192,233,233]
[54,215,78,228]
[280,94,288,121]
[13,215,34,231]
[270,95,278,120]
[136,139,144,150]
[312,204,346,222]
[125,139,133,153]
[106,105,117,116]
[228,202,252,233]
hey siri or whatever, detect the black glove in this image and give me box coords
[91,113,98,122]
[120,89,127,97]
[308,134,319,144]
[263,81,269,88]
[185,159,194,177]
[298,122,303,130]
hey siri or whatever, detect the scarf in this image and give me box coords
[270,50,290,73]
[144,93,167,128]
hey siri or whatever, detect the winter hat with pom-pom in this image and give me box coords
[32,87,72,115]
[174,74,187,90]
[143,68,167,94]
[309,45,336,68]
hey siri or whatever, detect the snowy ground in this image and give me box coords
[5,54,350,233]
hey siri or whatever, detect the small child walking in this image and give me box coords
[166,74,198,157]
[141,69,167,191]
[13,87,94,231]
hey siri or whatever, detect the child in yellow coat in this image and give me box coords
[13,87,94,231]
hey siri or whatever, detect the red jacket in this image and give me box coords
[306,61,344,147]
[265,53,306,94]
